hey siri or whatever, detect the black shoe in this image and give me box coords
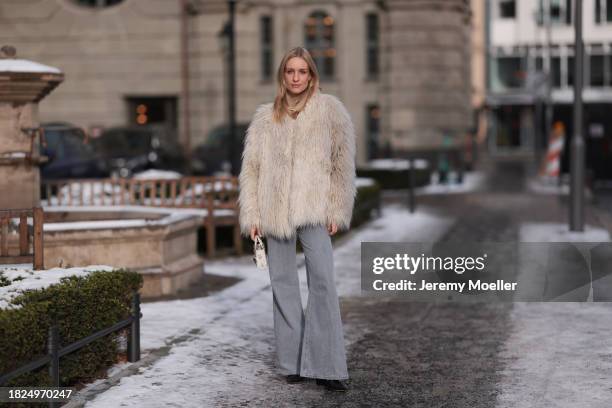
[286,374,305,384]
[315,378,349,392]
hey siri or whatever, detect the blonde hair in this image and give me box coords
[272,47,321,123]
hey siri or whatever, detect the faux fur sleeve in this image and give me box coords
[326,95,357,231]
[238,104,269,237]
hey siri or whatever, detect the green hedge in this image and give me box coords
[356,167,431,189]
[0,270,142,389]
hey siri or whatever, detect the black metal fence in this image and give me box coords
[0,291,141,407]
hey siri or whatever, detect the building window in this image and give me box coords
[126,97,178,130]
[595,0,612,23]
[567,55,576,87]
[366,105,380,160]
[537,0,572,25]
[590,55,605,86]
[528,46,593,89]
[493,106,522,148]
[535,55,544,72]
[260,16,274,81]
[366,13,379,79]
[496,57,524,88]
[607,44,612,86]
[551,56,561,88]
[72,0,124,7]
[305,11,335,80]
[500,0,516,18]
[589,44,605,86]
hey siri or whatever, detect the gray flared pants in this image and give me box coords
[266,225,349,380]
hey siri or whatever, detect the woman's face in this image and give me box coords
[284,57,311,95]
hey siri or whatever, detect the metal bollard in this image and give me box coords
[128,292,141,363]
[457,149,464,184]
[48,325,60,408]
[408,158,416,213]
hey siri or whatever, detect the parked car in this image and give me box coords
[40,122,109,180]
[192,123,249,175]
[91,125,186,178]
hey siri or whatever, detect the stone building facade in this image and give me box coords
[0,0,472,166]
[471,0,487,110]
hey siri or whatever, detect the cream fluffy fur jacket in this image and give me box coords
[238,90,356,240]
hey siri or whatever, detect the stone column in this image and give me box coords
[0,46,63,209]
[382,0,472,151]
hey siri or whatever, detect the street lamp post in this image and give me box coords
[570,0,585,231]
[228,0,237,176]
[217,1,238,175]
[180,0,192,174]
[544,0,553,158]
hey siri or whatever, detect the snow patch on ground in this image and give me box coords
[495,224,612,407]
[526,177,569,195]
[355,177,377,188]
[496,303,612,408]
[416,171,486,195]
[138,257,270,351]
[330,204,454,299]
[520,222,610,243]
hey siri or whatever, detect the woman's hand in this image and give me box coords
[250,226,261,241]
[327,223,338,236]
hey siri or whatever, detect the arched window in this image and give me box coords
[304,11,336,80]
[72,0,125,8]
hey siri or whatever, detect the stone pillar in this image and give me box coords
[382,0,472,151]
[0,46,63,209]
[0,103,40,208]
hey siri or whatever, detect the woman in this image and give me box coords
[238,47,356,392]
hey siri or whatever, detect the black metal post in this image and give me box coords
[48,325,59,408]
[570,0,585,231]
[534,99,543,162]
[228,0,237,175]
[545,0,554,154]
[457,148,464,184]
[408,158,415,213]
[128,292,141,363]
[180,0,192,174]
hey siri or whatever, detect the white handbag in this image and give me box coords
[253,236,268,269]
